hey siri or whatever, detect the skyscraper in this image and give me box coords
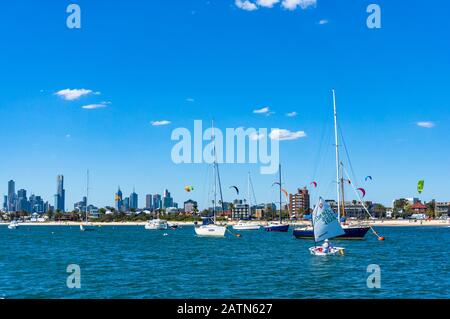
[55,175,65,212]
[3,195,7,211]
[163,189,173,208]
[153,194,162,210]
[145,194,152,210]
[115,187,123,212]
[8,180,15,212]
[130,190,138,210]
[17,189,30,213]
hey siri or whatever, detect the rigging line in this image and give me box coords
[339,126,359,187]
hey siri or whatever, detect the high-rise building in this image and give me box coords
[231,199,250,220]
[145,194,153,210]
[163,189,173,208]
[8,180,15,212]
[115,187,123,212]
[55,175,65,212]
[130,190,138,210]
[123,197,130,211]
[74,196,87,213]
[183,199,197,214]
[289,187,310,218]
[153,194,162,210]
[17,189,30,213]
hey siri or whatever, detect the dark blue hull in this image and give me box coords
[264,224,289,232]
[293,226,370,239]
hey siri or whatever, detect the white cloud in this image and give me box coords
[416,121,435,128]
[286,111,297,117]
[281,0,316,10]
[151,120,171,126]
[253,106,270,114]
[235,0,258,11]
[81,101,110,110]
[319,19,328,25]
[269,128,306,140]
[250,132,265,141]
[257,0,279,8]
[55,88,98,101]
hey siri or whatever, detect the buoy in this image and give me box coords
[236,234,242,238]
[378,237,385,241]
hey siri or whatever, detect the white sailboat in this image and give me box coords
[233,172,261,231]
[309,197,346,256]
[145,218,168,230]
[80,170,95,232]
[194,121,227,237]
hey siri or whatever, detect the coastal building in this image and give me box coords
[123,197,130,212]
[435,202,450,217]
[130,190,138,210]
[74,196,87,213]
[29,194,45,214]
[162,189,173,208]
[184,199,197,214]
[8,180,16,212]
[410,201,427,214]
[326,200,374,219]
[115,187,123,212]
[54,175,65,212]
[231,199,250,220]
[165,207,179,215]
[17,189,30,213]
[2,195,7,211]
[153,194,162,210]
[145,194,152,210]
[289,187,310,218]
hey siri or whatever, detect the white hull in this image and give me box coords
[8,224,18,230]
[80,224,95,231]
[232,223,260,230]
[194,224,227,237]
[145,219,168,230]
[309,246,345,256]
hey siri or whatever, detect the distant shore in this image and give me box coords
[1,219,449,227]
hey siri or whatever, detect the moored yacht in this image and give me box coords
[145,218,168,230]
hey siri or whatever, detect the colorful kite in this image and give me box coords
[184,186,194,192]
[417,180,424,194]
[310,181,318,188]
[357,188,366,198]
[365,176,373,182]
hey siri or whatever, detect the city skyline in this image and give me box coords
[1,1,449,208]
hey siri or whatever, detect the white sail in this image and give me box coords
[312,197,345,242]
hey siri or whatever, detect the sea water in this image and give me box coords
[0,225,448,298]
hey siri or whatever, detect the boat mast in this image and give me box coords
[86,169,89,223]
[212,120,217,224]
[332,89,342,221]
[279,164,282,223]
[340,162,346,218]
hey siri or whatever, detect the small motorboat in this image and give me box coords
[80,223,95,232]
[232,220,261,231]
[145,219,168,230]
[264,222,289,232]
[168,222,178,230]
[8,221,19,230]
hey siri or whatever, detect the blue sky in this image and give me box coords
[0,0,449,209]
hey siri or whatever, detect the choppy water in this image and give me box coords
[0,225,448,299]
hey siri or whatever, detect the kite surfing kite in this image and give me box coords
[417,180,424,194]
[357,188,366,198]
[365,176,372,182]
[184,186,194,192]
[229,186,239,195]
[310,181,318,188]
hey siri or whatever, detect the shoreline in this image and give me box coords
[2,219,449,227]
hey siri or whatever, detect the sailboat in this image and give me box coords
[8,220,19,230]
[264,164,289,232]
[233,172,261,231]
[194,121,227,237]
[309,197,345,256]
[80,170,95,232]
[293,89,370,240]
